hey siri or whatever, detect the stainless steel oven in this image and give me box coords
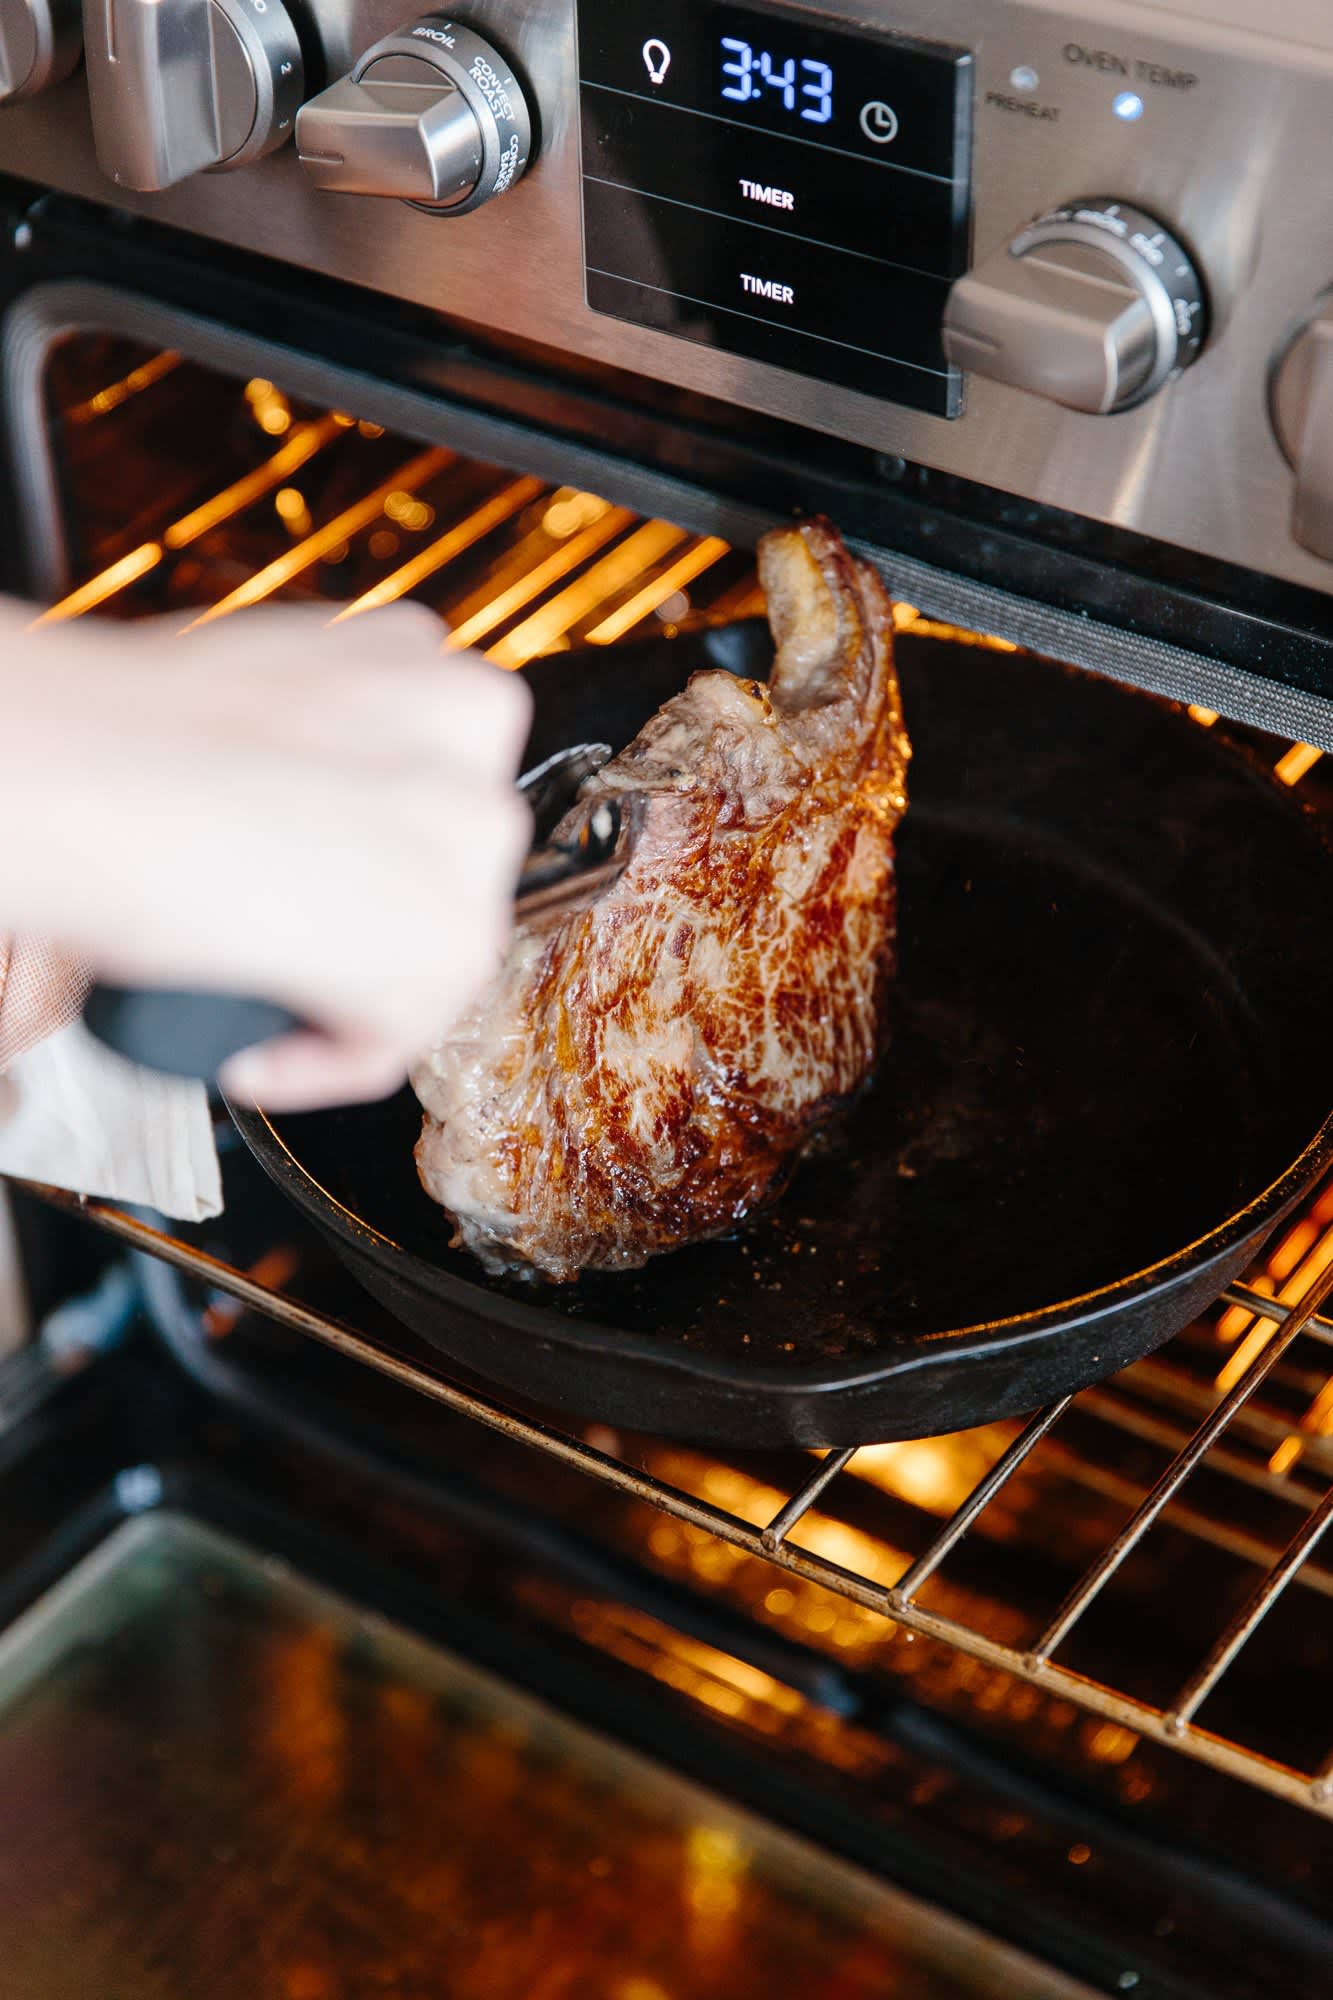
[2,4,1333,1995]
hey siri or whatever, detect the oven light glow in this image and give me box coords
[1113,90,1145,121]
[1009,65,1039,91]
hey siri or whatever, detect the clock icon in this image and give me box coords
[859,99,899,144]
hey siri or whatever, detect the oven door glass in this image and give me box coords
[0,1511,1094,1999]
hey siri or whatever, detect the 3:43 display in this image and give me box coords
[719,36,834,124]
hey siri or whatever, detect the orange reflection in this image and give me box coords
[852,1429,1011,1516]
[793,1513,905,1588]
[1215,1218,1333,1393]
[586,537,731,645]
[258,1626,347,1807]
[245,378,294,437]
[1266,1374,1333,1476]
[445,504,632,651]
[892,603,1018,651]
[32,415,343,625]
[487,518,690,669]
[1277,743,1323,786]
[685,1823,746,1962]
[188,447,453,626]
[1215,1184,1333,1469]
[331,475,545,622]
[30,543,163,626]
[64,349,181,425]
[1087,1723,1139,1765]
[275,486,314,537]
[705,575,766,622]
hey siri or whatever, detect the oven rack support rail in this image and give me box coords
[11,1179,1333,1822]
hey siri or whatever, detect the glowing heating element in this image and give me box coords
[32,417,344,626]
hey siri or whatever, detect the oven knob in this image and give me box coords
[943,198,1207,414]
[0,0,80,101]
[1271,298,1333,561]
[295,16,531,213]
[83,0,304,190]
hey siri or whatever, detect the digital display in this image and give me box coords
[719,39,833,122]
[577,0,972,418]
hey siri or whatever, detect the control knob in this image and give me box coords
[0,0,79,100]
[943,198,1207,414]
[1270,299,1333,562]
[296,16,532,212]
[84,0,304,190]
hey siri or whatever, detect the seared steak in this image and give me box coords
[412,518,910,1280]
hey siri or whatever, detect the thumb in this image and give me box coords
[220,1027,412,1111]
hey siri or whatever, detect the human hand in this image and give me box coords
[0,600,532,1108]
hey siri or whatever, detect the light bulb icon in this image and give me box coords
[642,38,672,87]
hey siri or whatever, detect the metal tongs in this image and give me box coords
[82,739,629,1080]
[514,740,629,919]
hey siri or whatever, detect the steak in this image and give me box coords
[412,517,910,1281]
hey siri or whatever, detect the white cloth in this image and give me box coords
[0,1017,222,1222]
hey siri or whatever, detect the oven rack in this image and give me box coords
[15,1178,1333,1823]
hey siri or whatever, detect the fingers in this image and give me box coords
[409,650,533,780]
[328,610,533,779]
[220,1027,411,1112]
[166,605,533,783]
[10,598,539,1113]
[215,777,528,1113]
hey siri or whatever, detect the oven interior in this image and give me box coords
[1,334,1332,1998]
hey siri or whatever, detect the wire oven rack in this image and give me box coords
[11,345,1333,1824]
[13,1179,1333,1823]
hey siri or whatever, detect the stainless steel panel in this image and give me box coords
[0,0,1331,592]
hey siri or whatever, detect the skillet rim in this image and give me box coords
[225,1097,1333,1397]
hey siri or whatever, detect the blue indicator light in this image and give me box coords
[1113,90,1145,121]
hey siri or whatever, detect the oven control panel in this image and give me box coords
[576,0,971,417]
[4,0,1333,604]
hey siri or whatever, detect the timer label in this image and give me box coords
[576,0,972,418]
[742,273,795,304]
[739,180,795,211]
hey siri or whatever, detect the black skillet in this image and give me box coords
[225,621,1333,1449]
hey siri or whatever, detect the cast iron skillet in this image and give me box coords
[230,622,1333,1448]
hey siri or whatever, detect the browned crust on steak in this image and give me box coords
[412,517,910,1281]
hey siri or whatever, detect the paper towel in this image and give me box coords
[0,1019,223,1222]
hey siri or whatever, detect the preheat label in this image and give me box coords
[577,0,972,416]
